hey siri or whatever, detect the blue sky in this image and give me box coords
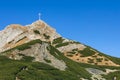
[0,0,120,57]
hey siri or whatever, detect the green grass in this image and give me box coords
[1,39,42,53]
[78,47,96,57]
[21,56,35,62]
[47,45,92,79]
[103,55,120,65]
[102,71,120,80]
[0,40,92,80]
[0,55,80,80]
[84,45,120,65]
[1,39,120,80]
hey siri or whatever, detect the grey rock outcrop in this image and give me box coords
[5,42,67,70]
[86,68,106,80]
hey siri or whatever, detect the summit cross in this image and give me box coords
[38,13,41,20]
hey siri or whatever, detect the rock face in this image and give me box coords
[86,68,106,80]
[0,24,26,52]
[4,42,66,70]
[0,20,60,52]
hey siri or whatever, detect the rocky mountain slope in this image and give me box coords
[0,20,120,80]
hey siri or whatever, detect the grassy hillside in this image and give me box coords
[0,55,81,80]
[0,40,91,80]
[86,45,120,65]
[0,39,120,80]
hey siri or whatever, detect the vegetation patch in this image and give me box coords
[104,58,109,61]
[1,39,42,53]
[8,40,14,44]
[0,54,91,80]
[52,37,65,44]
[1,39,120,80]
[72,41,81,44]
[16,39,42,51]
[102,71,120,80]
[21,56,35,62]
[47,45,92,79]
[78,47,95,57]
[66,54,73,57]
[96,58,103,62]
[43,34,50,39]
[72,48,78,52]
[84,45,120,65]
[67,48,79,55]
[88,58,94,63]
[34,30,40,34]
[55,42,69,48]
[93,49,120,65]
[44,58,51,63]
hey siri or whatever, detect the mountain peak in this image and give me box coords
[0,20,60,52]
[0,20,120,80]
[29,20,49,29]
[31,20,44,25]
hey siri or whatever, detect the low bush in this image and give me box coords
[43,34,50,39]
[34,30,40,34]
[52,37,64,44]
[78,47,95,57]
[55,42,69,48]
